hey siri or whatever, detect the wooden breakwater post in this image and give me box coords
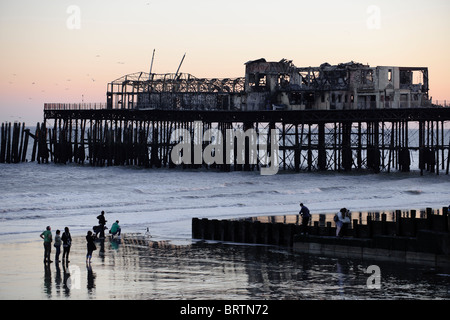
[192,218,298,247]
[0,122,32,164]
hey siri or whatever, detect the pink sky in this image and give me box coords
[1,0,449,124]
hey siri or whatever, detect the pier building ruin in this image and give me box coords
[106,58,431,111]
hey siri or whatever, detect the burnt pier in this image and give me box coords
[4,58,449,173]
[38,105,450,174]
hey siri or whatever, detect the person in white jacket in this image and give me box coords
[335,208,351,237]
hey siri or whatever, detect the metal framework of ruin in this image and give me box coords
[106,72,245,111]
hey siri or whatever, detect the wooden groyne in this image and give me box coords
[192,207,450,268]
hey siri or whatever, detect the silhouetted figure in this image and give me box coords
[86,231,97,264]
[299,203,311,234]
[61,227,72,263]
[96,211,107,238]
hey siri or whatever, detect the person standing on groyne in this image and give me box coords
[40,226,53,263]
[299,203,311,234]
[335,208,350,237]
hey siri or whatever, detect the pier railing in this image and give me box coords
[434,100,449,107]
[44,103,107,110]
[44,102,449,111]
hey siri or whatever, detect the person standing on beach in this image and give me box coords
[54,230,61,263]
[299,203,311,234]
[61,227,72,263]
[97,211,107,239]
[86,231,97,264]
[40,226,53,263]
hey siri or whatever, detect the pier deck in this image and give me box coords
[40,106,450,174]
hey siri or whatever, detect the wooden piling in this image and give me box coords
[0,123,6,163]
[192,217,200,239]
[410,210,417,237]
[426,207,433,230]
[443,206,450,233]
[18,122,25,163]
[395,210,402,236]
[22,129,30,162]
[6,122,11,163]
[31,123,39,162]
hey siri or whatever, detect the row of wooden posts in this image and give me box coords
[192,207,450,248]
[0,122,30,163]
[2,118,449,175]
[0,122,52,164]
[43,119,153,167]
[0,120,153,167]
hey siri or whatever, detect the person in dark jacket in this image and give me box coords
[299,203,311,234]
[61,227,72,263]
[86,231,96,264]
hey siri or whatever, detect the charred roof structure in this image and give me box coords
[107,72,245,111]
[106,58,431,111]
[244,58,430,110]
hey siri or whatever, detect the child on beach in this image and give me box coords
[86,230,97,263]
[54,230,61,263]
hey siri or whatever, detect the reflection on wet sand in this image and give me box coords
[86,263,96,294]
[36,235,449,300]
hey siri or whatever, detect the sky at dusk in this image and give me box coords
[1,0,449,124]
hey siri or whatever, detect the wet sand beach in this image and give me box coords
[0,233,449,301]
